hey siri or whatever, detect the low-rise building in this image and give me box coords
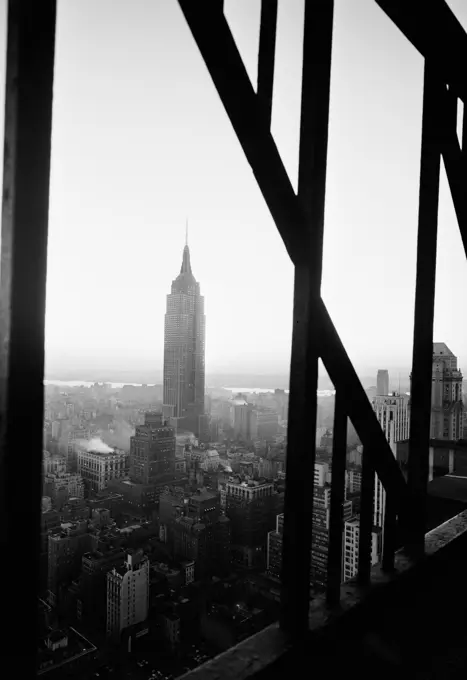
[78,448,126,492]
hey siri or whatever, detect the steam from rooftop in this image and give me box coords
[78,437,114,454]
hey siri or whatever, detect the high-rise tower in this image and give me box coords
[163,238,206,435]
[376,369,389,396]
[431,343,464,440]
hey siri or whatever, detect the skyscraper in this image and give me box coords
[163,238,206,435]
[376,369,389,396]
[372,388,410,529]
[431,343,464,441]
[129,411,176,484]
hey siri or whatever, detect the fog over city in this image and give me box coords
[1,0,465,382]
[45,0,466,384]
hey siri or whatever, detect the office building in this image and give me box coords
[343,518,382,582]
[226,478,283,569]
[376,369,389,396]
[47,521,92,605]
[233,401,251,441]
[129,411,176,484]
[372,386,410,529]
[431,342,464,440]
[266,513,284,579]
[250,409,279,441]
[314,462,330,487]
[79,548,125,631]
[164,488,231,577]
[268,495,352,588]
[43,472,85,510]
[106,549,150,640]
[77,448,126,493]
[43,452,67,476]
[162,238,206,435]
[373,392,410,444]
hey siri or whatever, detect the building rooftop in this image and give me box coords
[433,342,455,356]
[37,627,96,676]
[190,488,218,502]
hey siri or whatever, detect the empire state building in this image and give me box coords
[162,239,206,435]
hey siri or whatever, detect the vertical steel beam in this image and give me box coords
[406,63,442,556]
[257,0,278,129]
[382,491,397,571]
[326,391,346,604]
[0,0,56,670]
[280,0,334,637]
[358,447,374,585]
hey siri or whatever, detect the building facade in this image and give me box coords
[226,478,282,570]
[106,550,149,640]
[77,448,126,493]
[162,242,206,435]
[376,369,389,396]
[431,342,464,440]
[129,412,176,485]
[372,388,410,529]
[343,518,381,582]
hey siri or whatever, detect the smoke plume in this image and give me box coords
[78,437,114,454]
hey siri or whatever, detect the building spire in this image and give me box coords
[180,219,192,275]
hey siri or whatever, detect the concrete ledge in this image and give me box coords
[179,510,467,680]
[177,623,290,680]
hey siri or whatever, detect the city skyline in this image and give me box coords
[0,0,465,376]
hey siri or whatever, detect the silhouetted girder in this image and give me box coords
[375,0,467,103]
[257,0,278,129]
[0,0,57,673]
[178,0,303,263]
[442,126,467,260]
[407,64,442,555]
[316,296,409,509]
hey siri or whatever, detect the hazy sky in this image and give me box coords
[1,0,466,379]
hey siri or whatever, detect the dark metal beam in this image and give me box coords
[358,447,374,585]
[382,491,397,571]
[317,297,409,508]
[257,0,278,129]
[280,0,334,637]
[0,0,56,672]
[327,391,346,604]
[297,0,334,285]
[407,63,442,555]
[442,113,467,261]
[281,268,321,636]
[178,0,303,262]
[375,0,467,103]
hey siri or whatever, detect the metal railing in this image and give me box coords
[0,0,466,674]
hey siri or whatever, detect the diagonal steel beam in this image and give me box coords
[375,0,467,103]
[317,296,409,507]
[178,0,304,263]
[442,123,467,261]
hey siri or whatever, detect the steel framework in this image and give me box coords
[0,0,466,672]
[176,0,467,636]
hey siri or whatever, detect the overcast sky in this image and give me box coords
[1,0,466,380]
